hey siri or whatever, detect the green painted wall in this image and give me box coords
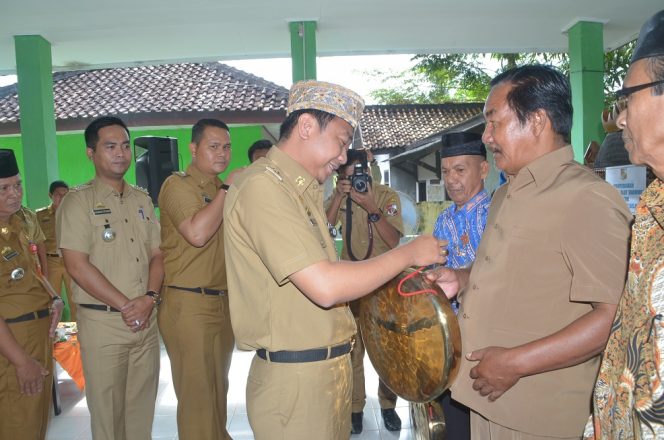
[0,124,264,208]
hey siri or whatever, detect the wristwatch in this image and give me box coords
[146,290,162,306]
[368,212,382,223]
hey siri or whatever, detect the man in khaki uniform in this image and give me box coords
[37,180,76,321]
[0,148,63,440]
[430,65,632,439]
[224,80,448,440]
[57,116,163,440]
[158,118,236,440]
[326,148,404,434]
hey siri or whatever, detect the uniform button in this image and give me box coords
[130,238,134,242]
[125,219,128,223]
[472,284,478,290]
[494,223,499,229]
[484,256,490,262]
[463,313,468,319]
[136,258,139,262]
[506,194,512,199]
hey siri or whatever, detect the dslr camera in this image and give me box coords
[350,163,372,193]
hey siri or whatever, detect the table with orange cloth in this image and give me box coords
[53,334,85,391]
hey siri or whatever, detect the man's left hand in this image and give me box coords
[48,299,64,338]
[467,346,521,401]
[121,296,153,332]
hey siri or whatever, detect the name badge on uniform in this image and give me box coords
[102,224,116,242]
[2,246,18,261]
[93,203,112,216]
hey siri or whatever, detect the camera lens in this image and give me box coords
[353,179,367,193]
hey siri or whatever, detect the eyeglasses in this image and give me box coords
[614,79,664,114]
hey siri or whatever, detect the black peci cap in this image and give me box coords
[0,149,19,178]
[440,132,486,158]
[632,10,664,63]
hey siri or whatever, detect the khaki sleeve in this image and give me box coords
[158,177,203,229]
[227,174,328,284]
[26,210,46,243]
[562,183,631,304]
[381,189,405,235]
[146,198,161,250]
[56,192,92,254]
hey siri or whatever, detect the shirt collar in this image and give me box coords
[453,189,489,214]
[508,146,574,190]
[267,147,319,195]
[642,178,664,227]
[92,177,130,200]
[186,164,222,189]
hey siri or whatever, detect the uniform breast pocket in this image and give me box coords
[91,214,121,247]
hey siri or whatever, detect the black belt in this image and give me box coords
[79,304,121,312]
[167,285,227,296]
[256,341,353,363]
[6,308,50,324]
[46,253,60,257]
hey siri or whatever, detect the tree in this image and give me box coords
[368,43,633,106]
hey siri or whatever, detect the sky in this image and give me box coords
[0,54,419,105]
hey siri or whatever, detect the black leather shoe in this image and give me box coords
[381,408,402,431]
[351,411,363,435]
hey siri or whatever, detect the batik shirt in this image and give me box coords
[433,189,490,269]
[587,178,664,440]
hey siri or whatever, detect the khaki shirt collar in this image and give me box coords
[186,163,222,190]
[508,146,573,191]
[267,147,319,195]
[92,177,132,201]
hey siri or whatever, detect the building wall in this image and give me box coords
[0,124,264,207]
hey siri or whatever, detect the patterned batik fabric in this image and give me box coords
[433,189,490,270]
[587,178,664,439]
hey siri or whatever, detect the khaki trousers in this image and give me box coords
[471,411,581,440]
[247,352,352,440]
[157,288,234,440]
[77,307,159,440]
[46,256,75,321]
[0,316,52,440]
[351,318,397,412]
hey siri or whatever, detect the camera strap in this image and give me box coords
[345,196,373,261]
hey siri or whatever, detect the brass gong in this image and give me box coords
[411,400,446,440]
[359,268,461,403]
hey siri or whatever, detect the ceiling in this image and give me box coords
[0,1,661,75]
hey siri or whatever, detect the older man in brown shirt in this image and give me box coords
[158,118,236,440]
[430,65,632,439]
[0,149,63,440]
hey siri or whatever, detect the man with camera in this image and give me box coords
[325,148,404,434]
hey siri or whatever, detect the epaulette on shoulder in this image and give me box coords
[69,181,93,192]
[263,165,283,182]
[19,206,37,216]
[131,184,150,196]
[173,171,188,177]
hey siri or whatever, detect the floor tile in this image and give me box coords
[46,345,416,439]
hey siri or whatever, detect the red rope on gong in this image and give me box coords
[397,267,439,297]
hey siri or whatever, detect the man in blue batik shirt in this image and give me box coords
[432,131,489,440]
